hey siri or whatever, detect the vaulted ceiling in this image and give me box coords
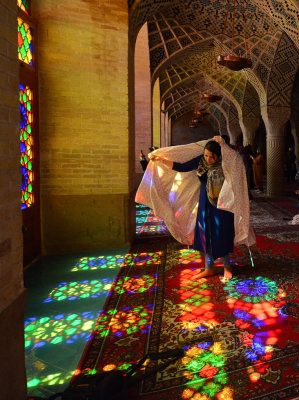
[129,0,299,126]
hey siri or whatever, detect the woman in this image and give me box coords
[136,136,255,281]
[150,137,234,281]
[252,148,264,193]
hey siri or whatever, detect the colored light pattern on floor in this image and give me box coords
[224,277,279,303]
[136,204,151,234]
[178,280,211,307]
[25,311,99,349]
[113,274,157,294]
[182,342,227,399]
[71,255,125,271]
[179,248,203,265]
[95,305,153,338]
[139,224,168,233]
[124,251,162,266]
[43,279,113,303]
[18,0,29,14]
[136,204,168,235]
[18,18,33,65]
[27,371,74,390]
[19,84,34,209]
[168,254,289,399]
[146,216,165,222]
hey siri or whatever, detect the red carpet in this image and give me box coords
[72,234,299,400]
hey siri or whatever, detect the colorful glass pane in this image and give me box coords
[17,0,29,14]
[19,84,34,210]
[18,18,33,66]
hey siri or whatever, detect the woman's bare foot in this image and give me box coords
[197,268,218,278]
[220,267,232,283]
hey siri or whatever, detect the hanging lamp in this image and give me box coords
[189,92,202,128]
[195,108,209,117]
[203,47,223,102]
[196,81,209,117]
[217,0,252,71]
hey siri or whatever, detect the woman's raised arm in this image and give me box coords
[150,155,173,169]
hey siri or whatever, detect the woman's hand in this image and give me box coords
[213,135,225,146]
[150,155,173,169]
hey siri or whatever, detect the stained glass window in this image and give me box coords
[17,0,29,14]
[18,18,33,66]
[20,84,34,209]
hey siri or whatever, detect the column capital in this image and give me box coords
[239,116,260,130]
[261,106,291,131]
[239,117,260,146]
[227,121,242,145]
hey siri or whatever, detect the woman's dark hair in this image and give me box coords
[204,141,221,158]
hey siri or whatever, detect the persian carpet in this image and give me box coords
[250,197,299,236]
[72,235,299,400]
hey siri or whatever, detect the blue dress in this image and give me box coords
[173,155,235,259]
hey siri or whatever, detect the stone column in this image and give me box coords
[261,106,291,196]
[227,121,242,146]
[168,117,172,146]
[239,117,260,146]
[164,112,170,147]
[152,78,161,148]
[160,105,166,148]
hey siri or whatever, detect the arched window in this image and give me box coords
[18,0,40,265]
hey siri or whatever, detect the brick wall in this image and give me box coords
[33,0,131,252]
[34,0,129,196]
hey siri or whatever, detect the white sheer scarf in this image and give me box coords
[135,140,256,248]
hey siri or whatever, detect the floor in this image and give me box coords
[24,189,298,398]
[24,247,129,398]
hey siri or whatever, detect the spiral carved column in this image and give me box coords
[261,106,291,196]
[239,117,260,146]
